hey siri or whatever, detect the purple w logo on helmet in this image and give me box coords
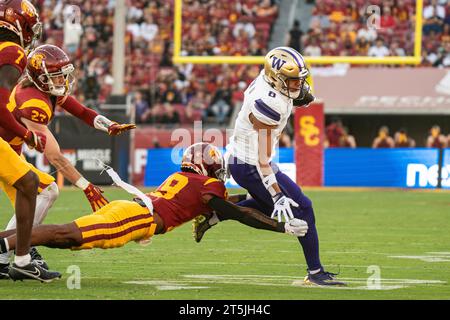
[271,57,286,70]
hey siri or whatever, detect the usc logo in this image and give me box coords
[21,0,36,17]
[30,53,45,69]
[299,116,320,146]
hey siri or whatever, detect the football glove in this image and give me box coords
[23,130,47,153]
[284,218,308,237]
[271,193,299,222]
[107,123,136,136]
[83,183,109,212]
[293,84,315,107]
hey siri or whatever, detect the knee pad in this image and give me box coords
[40,182,59,203]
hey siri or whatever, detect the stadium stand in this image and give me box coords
[36,0,449,134]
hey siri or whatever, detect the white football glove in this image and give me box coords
[284,218,308,237]
[271,193,299,222]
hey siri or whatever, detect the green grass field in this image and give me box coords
[1,187,450,299]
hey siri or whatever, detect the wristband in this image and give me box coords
[272,192,283,203]
[93,115,114,132]
[262,173,278,197]
[75,177,90,190]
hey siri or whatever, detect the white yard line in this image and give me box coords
[122,274,447,291]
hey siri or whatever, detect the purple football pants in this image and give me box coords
[229,156,322,271]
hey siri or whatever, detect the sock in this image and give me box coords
[6,182,59,230]
[1,183,58,264]
[309,268,322,275]
[208,212,220,225]
[14,254,31,267]
[0,239,9,255]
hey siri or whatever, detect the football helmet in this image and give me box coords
[263,46,309,99]
[181,142,226,182]
[26,44,75,96]
[0,0,42,51]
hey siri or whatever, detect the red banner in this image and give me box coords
[294,103,324,186]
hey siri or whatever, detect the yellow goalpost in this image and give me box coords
[172,0,423,66]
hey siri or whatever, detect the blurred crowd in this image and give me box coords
[34,0,449,126]
[325,118,450,149]
[34,0,278,125]
[291,0,450,67]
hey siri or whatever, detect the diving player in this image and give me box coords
[0,44,136,279]
[0,143,308,280]
[194,47,345,286]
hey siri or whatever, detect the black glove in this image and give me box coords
[293,85,315,107]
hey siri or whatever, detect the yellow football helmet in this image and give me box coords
[263,46,309,99]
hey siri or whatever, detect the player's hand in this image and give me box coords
[293,84,315,107]
[23,130,47,153]
[271,193,298,222]
[284,218,308,237]
[83,183,109,212]
[107,123,136,136]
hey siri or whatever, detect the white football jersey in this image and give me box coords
[227,70,293,165]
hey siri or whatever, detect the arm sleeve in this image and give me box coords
[59,96,99,127]
[250,98,282,126]
[227,194,248,204]
[208,196,285,233]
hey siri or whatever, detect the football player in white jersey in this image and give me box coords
[194,47,345,286]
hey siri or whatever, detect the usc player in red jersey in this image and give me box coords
[0,44,136,280]
[0,143,307,276]
[0,0,62,282]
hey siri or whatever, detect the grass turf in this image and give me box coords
[0,187,449,299]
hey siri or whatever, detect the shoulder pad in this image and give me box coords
[0,42,27,73]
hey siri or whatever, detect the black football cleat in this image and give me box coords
[304,269,346,286]
[8,261,61,283]
[192,215,212,243]
[0,263,10,280]
[30,247,49,270]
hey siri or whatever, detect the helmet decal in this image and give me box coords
[271,56,286,70]
[30,52,44,69]
[21,0,36,17]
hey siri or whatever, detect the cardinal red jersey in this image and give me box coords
[0,41,27,74]
[0,83,56,154]
[148,171,228,232]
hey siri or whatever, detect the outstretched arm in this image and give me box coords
[60,96,136,135]
[199,194,308,237]
[206,195,285,233]
[22,119,109,212]
[227,194,248,204]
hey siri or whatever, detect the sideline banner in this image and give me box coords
[294,103,324,186]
